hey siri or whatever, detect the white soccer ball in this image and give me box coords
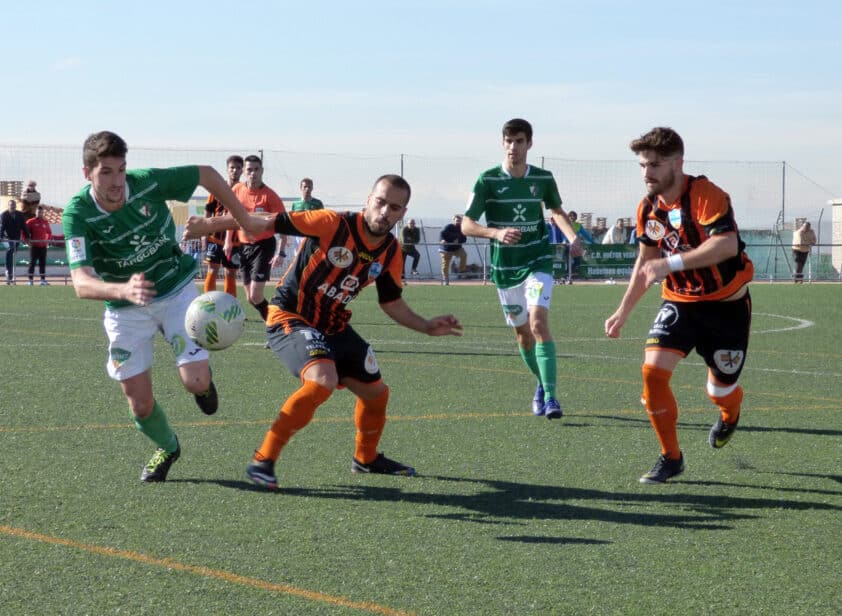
[184,291,246,351]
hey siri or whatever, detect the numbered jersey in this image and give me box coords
[266,210,403,335]
[465,164,562,288]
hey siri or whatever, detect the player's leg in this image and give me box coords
[701,292,751,448]
[247,323,336,489]
[525,273,561,418]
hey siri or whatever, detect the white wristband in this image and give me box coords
[667,253,684,272]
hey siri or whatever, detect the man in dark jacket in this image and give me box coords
[1,199,29,284]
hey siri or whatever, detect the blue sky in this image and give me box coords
[1,0,840,220]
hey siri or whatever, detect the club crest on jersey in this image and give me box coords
[714,349,744,375]
[645,219,666,241]
[668,209,682,229]
[364,346,379,374]
[327,246,354,268]
[139,203,151,217]
[368,262,383,279]
[529,184,537,196]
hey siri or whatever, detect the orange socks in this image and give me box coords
[223,274,237,297]
[641,364,680,459]
[203,269,217,293]
[354,386,389,465]
[254,380,333,463]
[707,382,743,424]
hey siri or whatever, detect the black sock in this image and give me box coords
[252,299,269,321]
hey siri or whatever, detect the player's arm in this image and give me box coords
[640,232,738,286]
[548,208,584,255]
[69,267,156,306]
[196,166,267,235]
[604,243,660,338]
[379,298,463,337]
[461,215,522,245]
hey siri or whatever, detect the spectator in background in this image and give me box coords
[563,210,594,280]
[439,214,467,285]
[1,199,28,284]
[25,205,53,285]
[400,218,421,279]
[791,220,816,284]
[602,218,628,244]
[233,155,288,321]
[20,180,41,220]
[204,154,243,297]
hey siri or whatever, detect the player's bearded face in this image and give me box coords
[640,152,679,197]
[227,162,243,184]
[363,182,408,237]
[85,156,127,210]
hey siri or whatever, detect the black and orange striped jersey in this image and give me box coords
[204,192,243,247]
[266,209,403,335]
[636,175,754,302]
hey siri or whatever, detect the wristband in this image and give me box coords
[667,253,684,272]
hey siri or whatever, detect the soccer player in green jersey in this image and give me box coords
[62,131,245,483]
[462,118,582,419]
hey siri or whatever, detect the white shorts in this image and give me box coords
[103,282,209,381]
[496,271,554,327]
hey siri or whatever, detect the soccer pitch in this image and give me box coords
[1,282,840,615]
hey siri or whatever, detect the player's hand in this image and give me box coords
[640,259,668,286]
[426,315,463,337]
[124,272,157,306]
[496,227,521,245]
[569,237,585,258]
[604,311,625,338]
[183,216,211,240]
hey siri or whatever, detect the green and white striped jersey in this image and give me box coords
[465,164,562,288]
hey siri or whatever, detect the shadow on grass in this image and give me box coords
[589,413,842,437]
[182,473,840,537]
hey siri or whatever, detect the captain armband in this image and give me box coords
[667,254,685,272]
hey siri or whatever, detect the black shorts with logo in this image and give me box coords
[266,319,381,383]
[240,237,276,284]
[645,291,752,384]
[205,242,242,269]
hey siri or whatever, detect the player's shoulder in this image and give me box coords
[690,174,729,200]
[63,186,95,219]
[479,165,505,180]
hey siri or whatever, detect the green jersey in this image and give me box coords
[291,198,324,212]
[465,164,562,288]
[63,166,201,309]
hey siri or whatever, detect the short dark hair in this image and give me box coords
[83,131,128,169]
[226,155,244,166]
[373,174,411,204]
[503,118,533,142]
[243,154,263,166]
[629,127,684,157]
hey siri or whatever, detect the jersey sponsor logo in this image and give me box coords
[68,237,86,264]
[714,349,744,375]
[318,278,357,304]
[364,346,379,374]
[645,220,666,241]
[668,209,682,229]
[119,236,167,268]
[368,262,383,279]
[327,246,354,268]
[358,250,374,263]
[512,204,527,222]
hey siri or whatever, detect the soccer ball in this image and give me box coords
[184,291,246,351]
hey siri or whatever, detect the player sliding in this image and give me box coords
[183,174,463,490]
[604,127,754,484]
